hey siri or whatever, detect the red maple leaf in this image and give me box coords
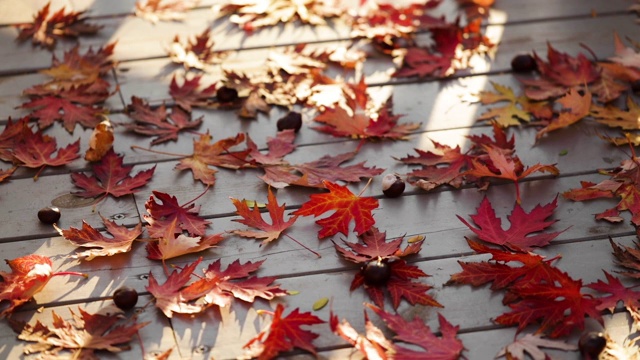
[457,196,566,251]
[313,80,420,140]
[243,304,324,359]
[330,310,392,359]
[230,187,298,245]
[126,96,203,145]
[15,3,102,49]
[14,307,148,359]
[587,270,640,322]
[144,190,210,239]
[563,149,640,225]
[335,227,439,309]
[0,117,31,162]
[0,255,86,317]
[71,149,155,200]
[169,74,217,112]
[13,127,80,178]
[495,267,602,338]
[146,257,205,317]
[182,258,286,309]
[465,144,559,203]
[294,180,379,238]
[55,215,142,260]
[397,140,471,191]
[393,46,455,78]
[175,132,252,186]
[21,95,104,132]
[368,304,465,360]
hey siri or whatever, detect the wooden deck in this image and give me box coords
[1,0,639,359]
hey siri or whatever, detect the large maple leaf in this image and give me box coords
[71,149,155,199]
[126,96,203,145]
[465,144,559,203]
[144,190,211,239]
[230,187,298,245]
[168,28,228,70]
[146,257,205,317]
[169,74,217,112]
[535,88,592,139]
[175,132,252,186]
[13,127,80,178]
[0,255,86,317]
[14,307,148,359]
[496,334,577,360]
[335,227,439,309]
[329,310,392,360]
[313,80,420,140]
[15,3,102,49]
[218,0,344,32]
[369,304,465,360]
[183,258,286,309]
[563,151,640,226]
[475,82,553,128]
[294,180,379,238]
[21,95,104,132]
[457,196,565,252]
[55,215,142,260]
[243,304,324,359]
[587,270,640,323]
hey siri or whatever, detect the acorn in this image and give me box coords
[277,111,303,132]
[216,86,239,103]
[38,207,61,224]
[362,258,392,286]
[113,287,139,310]
[381,174,405,198]
[578,332,606,359]
[510,54,537,73]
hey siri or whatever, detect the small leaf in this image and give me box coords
[407,235,425,243]
[559,149,568,156]
[312,297,329,311]
[287,290,300,295]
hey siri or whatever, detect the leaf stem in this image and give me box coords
[357,178,373,197]
[284,234,321,258]
[53,270,89,278]
[130,145,188,158]
[181,185,211,208]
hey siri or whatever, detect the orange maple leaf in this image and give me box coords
[0,255,86,317]
[294,180,378,239]
[230,188,298,245]
[536,89,592,139]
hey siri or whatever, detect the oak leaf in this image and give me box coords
[71,149,155,199]
[175,132,252,186]
[144,190,210,240]
[496,334,577,360]
[169,74,217,112]
[329,310,392,360]
[167,28,228,70]
[15,307,148,359]
[295,180,378,238]
[126,96,203,145]
[13,127,80,178]
[15,3,102,49]
[457,196,565,252]
[55,215,142,260]
[243,304,324,359]
[368,305,465,360]
[230,187,298,245]
[135,0,199,23]
[0,255,85,317]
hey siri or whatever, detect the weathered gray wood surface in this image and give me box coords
[1,0,639,359]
